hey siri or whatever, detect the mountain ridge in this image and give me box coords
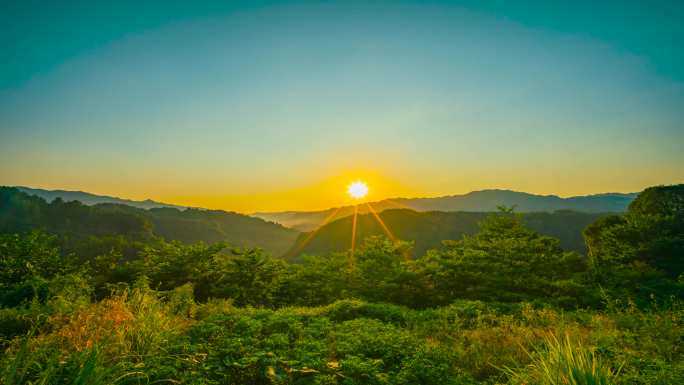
[15,186,188,210]
[254,189,638,231]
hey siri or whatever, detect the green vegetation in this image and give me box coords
[0,185,682,384]
[0,187,300,257]
[288,209,607,258]
[503,333,622,385]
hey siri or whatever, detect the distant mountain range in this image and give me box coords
[15,186,187,210]
[9,186,637,257]
[255,189,638,231]
[286,209,608,259]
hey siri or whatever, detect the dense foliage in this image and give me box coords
[583,184,684,304]
[0,185,682,384]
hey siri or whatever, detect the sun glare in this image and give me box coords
[347,181,369,199]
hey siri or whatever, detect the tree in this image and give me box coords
[352,236,423,306]
[211,248,287,307]
[277,254,351,306]
[584,184,684,279]
[417,209,587,306]
[135,240,227,300]
[0,231,78,307]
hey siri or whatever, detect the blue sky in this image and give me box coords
[1,1,683,211]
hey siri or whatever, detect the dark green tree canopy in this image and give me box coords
[584,184,684,287]
[628,184,684,218]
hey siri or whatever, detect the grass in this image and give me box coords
[503,333,622,385]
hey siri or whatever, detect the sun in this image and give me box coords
[347,181,369,199]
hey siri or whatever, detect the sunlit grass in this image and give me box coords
[504,333,622,385]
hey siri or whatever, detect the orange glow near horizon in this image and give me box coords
[7,165,675,214]
[157,170,416,213]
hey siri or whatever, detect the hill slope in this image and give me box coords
[0,187,299,256]
[286,209,607,258]
[254,189,636,231]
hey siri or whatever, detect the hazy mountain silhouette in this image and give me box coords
[15,186,187,210]
[255,189,637,231]
[286,208,608,259]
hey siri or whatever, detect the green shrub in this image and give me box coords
[324,299,409,325]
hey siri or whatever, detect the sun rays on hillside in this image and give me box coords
[288,181,405,266]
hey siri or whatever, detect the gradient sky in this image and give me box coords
[1,0,683,212]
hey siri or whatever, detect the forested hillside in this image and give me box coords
[288,209,607,258]
[0,187,299,256]
[0,184,682,384]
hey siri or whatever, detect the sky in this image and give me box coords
[1,0,683,212]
